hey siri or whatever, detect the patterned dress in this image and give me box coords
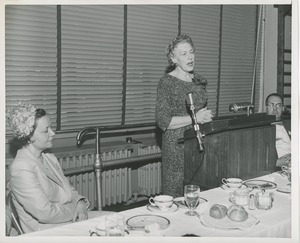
[156,73,208,197]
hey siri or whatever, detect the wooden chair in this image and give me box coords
[6,192,24,235]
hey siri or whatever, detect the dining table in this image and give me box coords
[21,172,292,238]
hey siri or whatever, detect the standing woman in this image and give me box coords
[156,34,213,197]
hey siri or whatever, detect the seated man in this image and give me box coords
[265,93,291,167]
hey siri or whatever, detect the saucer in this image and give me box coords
[221,184,246,191]
[174,196,208,209]
[146,203,179,213]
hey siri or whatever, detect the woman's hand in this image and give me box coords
[196,107,213,124]
[72,200,88,222]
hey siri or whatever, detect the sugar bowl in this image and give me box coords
[254,189,274,210]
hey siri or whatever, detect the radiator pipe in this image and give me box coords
[76,123,156,147]
[63,153,162,176]
[76,127,95,147]
[75,123,157,211]
[94,128,103,211]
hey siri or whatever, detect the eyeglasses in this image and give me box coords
[266,103,283,109]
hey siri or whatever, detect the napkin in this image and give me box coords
[195,200,210,215]
[144,223,162,236]
[144,222,160,232]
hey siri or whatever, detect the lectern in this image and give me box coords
[183,114,278,190]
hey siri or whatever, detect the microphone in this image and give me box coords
[186,92,194,107]
[186,92,204,151]
[229,102,254,116]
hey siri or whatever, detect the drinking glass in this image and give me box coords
[105,214,125,237]
[184,185,200,216]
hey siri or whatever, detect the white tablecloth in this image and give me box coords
[22,172,291,238]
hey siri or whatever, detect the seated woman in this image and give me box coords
[7,103,110,234]
[265,93,291,167]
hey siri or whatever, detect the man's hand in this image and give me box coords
[276,153,291,167]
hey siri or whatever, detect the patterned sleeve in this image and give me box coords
[156,76,173,131]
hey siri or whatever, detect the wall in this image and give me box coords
[263,5,278,108]
[263,5,292,110]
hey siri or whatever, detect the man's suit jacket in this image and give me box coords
[282,119,291,139]
[9,147,89,233]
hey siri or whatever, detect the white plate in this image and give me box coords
[243,179,277,190]
[126,214,170,230]
[146,203,179,213]
[174,197,208,209]
[276,186,291,194]
[200,211,260,230]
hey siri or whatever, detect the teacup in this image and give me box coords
[149,195,173,211]
[254,189,274,210]
[222,178,243,189]
[229,186,251,206]
[105,214,125,237]
[89,222,106,236]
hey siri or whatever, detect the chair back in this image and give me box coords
[6,192,24,235]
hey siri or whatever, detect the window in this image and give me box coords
[5,4,262,135]
[218,5,258,115]
[126,5,178,124]
[60,5,124,130]
[5,5,58,132]
[181,5,221,113]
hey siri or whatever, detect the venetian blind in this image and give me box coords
[125,5,178,124]
[218,5,258,116]
[60,5,124,130]
[5,5,58,134]
[181,5,221,114]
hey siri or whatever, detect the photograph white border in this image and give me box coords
[0,0,298,243]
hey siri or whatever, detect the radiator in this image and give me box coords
[137,163,161,196]
[57,145,161,208]
[137,145,162,196]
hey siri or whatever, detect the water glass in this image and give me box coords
[184,185,200,216]
[105,214,125,237]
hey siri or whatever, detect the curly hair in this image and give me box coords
[19,108,46,147]
[7,104,46,148]
[166,34,195,66]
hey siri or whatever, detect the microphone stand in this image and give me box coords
[186,92,204,151]
[190,105,204,151]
